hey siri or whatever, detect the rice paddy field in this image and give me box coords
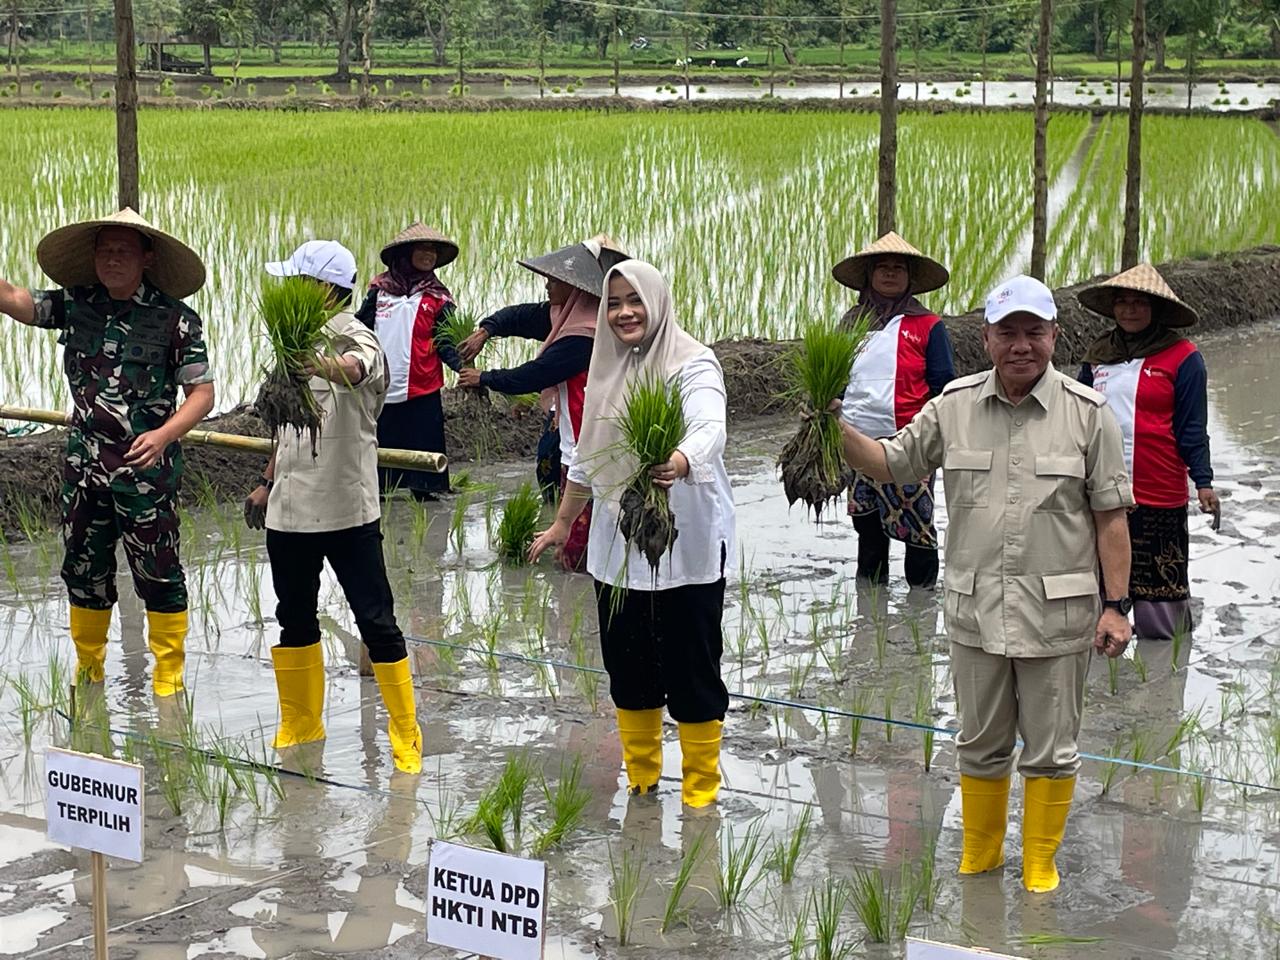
[2,107,1280,959]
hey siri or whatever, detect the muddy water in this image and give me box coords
[2,326,1279,958]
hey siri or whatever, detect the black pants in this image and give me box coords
[851,511,938,588]
[266,520,407,663]
[595,578,729,724]
[376,392,450,495]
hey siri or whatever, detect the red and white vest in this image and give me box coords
[372,290,450,404]
[557,369,588,464]
[842,313,941,437]
[1089,340,1199,508]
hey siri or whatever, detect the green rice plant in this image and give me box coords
[788,898,812,960]
[607,841,649,946]
[436,309,480,362]
[254,276,339,455]
[495,482,542,565]
[1013,934,1104,947]
[849,687,872,757]
[13,672,40,746]
[497,751,537,836]
[777,316,869,520]
[716,818,766,908]
[615,370,687,574]
[766,805,814,884]
[661,825,709,932]
[1100,734,1126,795]
[448,489,471,554]
[531,757,590,855]
[1132,646,1148,683]
[848,866,893,943]
[811,876,853,960]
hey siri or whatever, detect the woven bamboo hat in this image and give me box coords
[519,234,631,297]
[36,207,206,299]
[831,231,949,295]
[1077,263,1199,328]
[380,222,460,269]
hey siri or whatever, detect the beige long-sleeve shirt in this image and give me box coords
[879,366,1134,658]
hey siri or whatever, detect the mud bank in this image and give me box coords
[3,245,1279,535]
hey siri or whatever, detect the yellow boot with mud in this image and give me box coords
[146,610,187,697]
[616,708,664,795]
[958,774,1010,874]
[70,605,111,684]
[677,720,722,808]
[271,643,326,748]
[1021,775,1076,893]
[372,658,423,775]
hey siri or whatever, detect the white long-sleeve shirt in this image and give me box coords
[568,351,736,590]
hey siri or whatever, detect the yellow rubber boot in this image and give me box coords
[70,605,112,683]
[677,720,723,808]
[372,658,423,775]
[958,774,1010,875]
[146,610,187,697]
[1022,775,1076,893]
[616,708,664,795]
[270,644,327,748]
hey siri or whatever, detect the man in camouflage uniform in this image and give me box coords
[0,208,215,696]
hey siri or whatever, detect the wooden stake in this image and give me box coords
[113,0,139,210]
[91,850,109,960]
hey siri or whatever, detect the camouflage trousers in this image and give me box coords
[60,483,188,613]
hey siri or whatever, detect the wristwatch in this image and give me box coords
[1103,597,1133,616]
[257,475,274,491]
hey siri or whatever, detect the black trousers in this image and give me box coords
[376,392,451,495]
[266,520,407,663]
[594,578,729,724]
[851,511,939,588]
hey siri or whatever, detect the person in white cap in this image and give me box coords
[0,208,214,698]
[243,240,424,776]
[837,274,1135,893]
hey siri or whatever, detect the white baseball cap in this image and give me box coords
[984,274,1058,325]
[265,240,358,289]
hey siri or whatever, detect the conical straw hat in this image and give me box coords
[380,222,460,268]
[1077,263,1199,328]
[36,207,206,299]
[831,231,950,295]
[520,234,632,297]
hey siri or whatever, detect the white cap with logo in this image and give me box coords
[984,274,1058,325]
[265,240,358,290]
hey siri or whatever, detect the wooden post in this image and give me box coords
[838,5,846,99]
[9,0,20,97]
[980,11,988,106]
[877,0,897,234]
[612,8,619,95]
[1030,0,1052,281]
[114,0,139,211]
[1121,0,1145,269]
[86,0,94,97]
[91,850,108,960]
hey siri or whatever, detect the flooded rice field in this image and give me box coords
[1,323,1278,958]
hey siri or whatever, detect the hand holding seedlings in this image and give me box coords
[457,327,490,362]
[300,351,364,385]
[649,450,689,489]
[456,367,483,389]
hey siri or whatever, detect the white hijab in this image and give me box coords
[573,260,708,510]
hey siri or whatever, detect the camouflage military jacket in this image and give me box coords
[31,282,213,494]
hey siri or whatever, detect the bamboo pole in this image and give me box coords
[0,406,447,473]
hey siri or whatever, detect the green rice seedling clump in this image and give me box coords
[617,370,687,573]
[496,482,543,565]
[778,316,869,519]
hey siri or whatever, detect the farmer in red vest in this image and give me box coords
[1077,264,1219,640]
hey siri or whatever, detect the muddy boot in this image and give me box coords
[70,605,112,684]
[373,658,423,775]
[146,610,187,697]
[1021,776,1075,893]
[959,774,1010,875]
[677,720,723,808]
[617,708,664,796]
[270,643,327,748]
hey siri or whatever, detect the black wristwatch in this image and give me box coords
[257,475,274,491]
[1103,597,1133,616]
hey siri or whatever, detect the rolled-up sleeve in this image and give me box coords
[337,325,386,394]
[676,355,727,485]
[29,288,67,330]
[1085,403,1134,511]
[881,396,945,484]
[173,306,215,386]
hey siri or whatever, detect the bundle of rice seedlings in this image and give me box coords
[495,482,543,565]
[777,316,871,519]
[436,308,480,363]
[616,370,687,575]
[253,276,339,456]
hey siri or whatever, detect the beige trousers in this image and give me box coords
[950,642,1090,780]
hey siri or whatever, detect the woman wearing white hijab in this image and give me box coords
[531,260,736,808]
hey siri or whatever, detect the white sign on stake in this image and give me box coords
[45,747,145,863]
[426,839,547,960]
[906,937,1028,960]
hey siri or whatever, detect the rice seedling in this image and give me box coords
[1013,934,1104,947]
[766,805,814,883]
[254,276,340,456]
[1132,646,1149,683]
[607,841,650,946]
[448,489,471,554]
[777,317,868,520]
[848,687,872,757]
[811,876,854,960]
[615,370,687,574]
[13,672,41,746]
[848,864,920,944]
[787,898,812,960]
[495,482,543,565]
[531,757,590,855]
[661,825,709,932]
[716,818,767,908]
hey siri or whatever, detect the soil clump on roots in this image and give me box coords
[619,481,679,573]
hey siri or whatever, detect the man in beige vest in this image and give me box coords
[838,274,1135,893]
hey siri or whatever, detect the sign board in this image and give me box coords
[426,840,547,960]
[45,748,145,863]
[907,938,1027,960]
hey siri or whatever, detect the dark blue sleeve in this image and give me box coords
[432,302,463,373]
[479,301,553,342]
[1077,363,1094,387]
[1172,350,1213,489]
[924,322,956,396]
[479,335,592,395]
[354,289,378,329]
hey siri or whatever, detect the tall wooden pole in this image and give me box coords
[1121,0,1145,269]
[115,0,139,210]
[877,0,897,234]
[86,0,94,97]
[1030,0,1052,281]
[612,8,619,95]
